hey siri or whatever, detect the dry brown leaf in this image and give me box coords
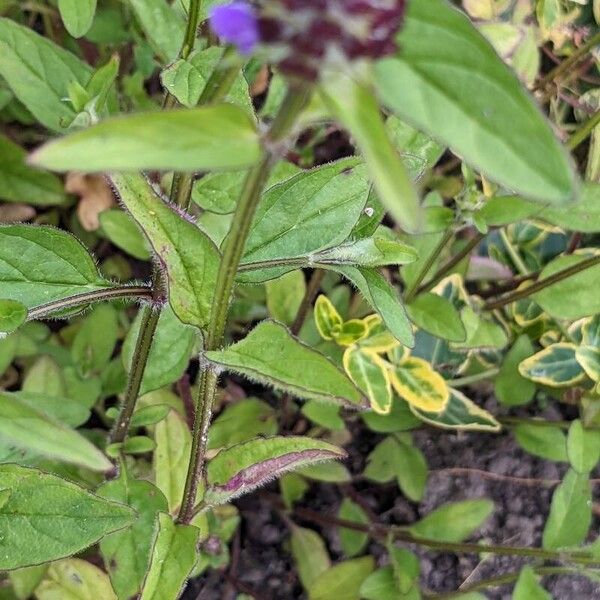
[0,203,36,223]
[66,172,114,231]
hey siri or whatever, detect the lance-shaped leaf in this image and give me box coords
[205,436,346,505]
[238,159,370,283]
[140,513,200,600]
[389,357,449,413]
[0,465,134,570]
[519,343,585,387]
[314,237,418,268]
[343,347,392,415]
[375,0,577,204]
[98,472,168,600]
[111,173,220,329]
[0,391,112,471]
[320,72,421,233]
[334,266,414,347]
[410,388,501,432]
[0,18,92,131]
[0,225,112,311]
[30,105,261,172]
[58,0,97,38]
[204,320,366,408]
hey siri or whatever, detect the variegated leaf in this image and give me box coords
[576,346,600,383]
[519,343,585,387]
[314,295,343,341]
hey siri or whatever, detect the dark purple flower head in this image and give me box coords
[209,2,259,55]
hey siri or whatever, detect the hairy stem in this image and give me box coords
[178,86,312,523]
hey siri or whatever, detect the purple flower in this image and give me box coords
[209,2,259,55]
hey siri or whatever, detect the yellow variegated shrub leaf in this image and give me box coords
[582,315,600,348]
[387,345,409,366]
[315,295,343,341]
[389,357,449,413]
[576,346,600,382]
[335,319,368,346]
[519,343,586,387]
[358,314,400,353]
[433,274,470,311]
[343,346,392,415]
[410,388,501,432]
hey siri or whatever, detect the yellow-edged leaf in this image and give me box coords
[314,295,343,341]
[389,357,449,412]
[358,314,400,354]
[519,343,586,387]
[334,319,368,346]
[576,346,600,383]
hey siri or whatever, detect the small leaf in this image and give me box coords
[266,271,306,326]
[495,335,536,406]
[0,300,26,336]
[360,567,415,600]
[343,346,392,414]
[389,357,449,413]
[394,438,428,502]
[542,468,592,550]
[140,513,200,600]
[299,462,352,483]
[407,293,466,342]
[519,343,585,387]
[205,436,346,505]
[567,420,600,474]
[514,424,569,463]
[290,526,331,591]
[338,499,369,557]
[99,209,151,261]
[110,173,220,329]
[0,464,134,570]
[308,556,375,600]
[98,472,168,600]
[0,391,112,471]
[31,105,261,173]
[409,499,494,543]
[513,566,551,600]
[58,0,97,38]
[205,320,365,408]
[35,559,116,600]
[314,295,343,341]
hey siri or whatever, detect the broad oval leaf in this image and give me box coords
[518,343,585,387]
[111,173,220,329]
[290,526,331,591]
[204,320,366,408]
[30,105,261,173]
[140,513,200,600]
[0,464,134,570]
[567,420,600,475]
[514,424,569,463]
[0,224,112,312]
[58,0,97,38]
[0,18,92,131]
[205,436,346,505]
[495,334,536,407]
[389,357,449,413]
[375,0,577,204]
[409,387,501,432]
[0,391,112,471]
[308,556,375,600]
[406,293,466,342]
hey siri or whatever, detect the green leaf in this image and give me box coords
[239,159,370,282]
[266,271,306,326]
[0,464,134,570]
[343,346,392,414]
[0,18,92,131]
[128,0,185,62]
[0,225,111,311]
[290,526,331,591]
[35,559,116,600]
[338,499,369,557]
[395,438,428,503]
[542,468,592,550]
[205,436,346,505]
[518,343,585,387]
[140,513,200,600]
[8,565,47,600]
[31,105,261,173]
[514,424,569,463]
[532,254,600,320]
[334,266,414,347]
[409,499,494,543]
[98,472,168,600]
[375,0,577,204]
[0,391,111,471]
[495,335,536,406]
[0,134,66,206]
[411,388,501,432]
[204,320,365,408]
[208,398,278,450]
[512,566,551,600]
[161,47,252,112]
[15,391,90,428]
[308,556,375,600]
[59,0,97,38]
[567,420,600,474]
[389,546,420,595]
[153,410,191,513]
[299,461,352,484]
[99,209,151,261]
[539,183,600,233]
[360,567,419,600]
[301,401,344,431]
[110,173,220,329]
[0,300,26,336]
[407,293,466,342]
[123,305,196,396]
[321,73,421,234]
[364,437,398,484]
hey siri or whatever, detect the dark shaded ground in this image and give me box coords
[184,397,600,600]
